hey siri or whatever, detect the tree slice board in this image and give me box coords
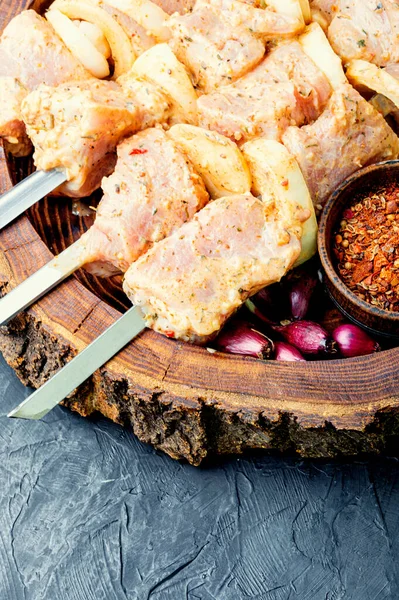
[1,0,399,465]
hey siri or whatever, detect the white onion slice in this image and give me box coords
[298,0,311,24]
[130,44,198,124]
[51,0,136,78]
[266,0,304,24]
[77,20,111,59]
[46,9,110,78]
[103,0,170,41]
[298,23,346,90]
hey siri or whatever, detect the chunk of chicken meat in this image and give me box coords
[282,83,399,209]
[0,10,91,155]
[152,0,196,14]
[168,6,264,93]
[21,78,170,197]
[99,3,156,55]
[198,41,332,143]
[80,128,209,276]
[124,193,304,343]
[309,0,337,27]
[311,0,399,66]
[168,0,304,93]
[199,0,304,40]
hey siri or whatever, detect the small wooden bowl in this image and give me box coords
[318,160,399,339]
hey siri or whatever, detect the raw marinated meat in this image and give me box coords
[0,10,91,155]
[282,83,399,208]
[198,41,332,142]
[81,128,209,275]
[124,193,304,342]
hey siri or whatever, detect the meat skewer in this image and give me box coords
[8,304,147,420]
[0,0,312,228]
[0,10,92,156]
[7,140,315,420]
[282,81,399,210]
[0,124,256,324]
[197,23,345,144]
[0,43,198,229]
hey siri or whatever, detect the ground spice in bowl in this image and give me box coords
[333,184,399,312]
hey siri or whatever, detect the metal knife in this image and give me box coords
[8,305,146,419]
[0,169,67,230]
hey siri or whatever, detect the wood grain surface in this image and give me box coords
[1,0,399,465]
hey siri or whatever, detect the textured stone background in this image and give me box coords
[0,355,398,600]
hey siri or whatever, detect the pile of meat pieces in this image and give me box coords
[3,0,399,342]
[310,0,399,66]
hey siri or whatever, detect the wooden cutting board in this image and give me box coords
[1,0,399,465]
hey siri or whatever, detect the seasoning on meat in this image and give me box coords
[123,193,304,343]
[80,128,209,276]
[282,82,399,209]
[21,80,144,197]
[197,40,332,142]
[311,0,399,66]
[21,76,170,197]
[168,0,304,93]
[0,10,91,155]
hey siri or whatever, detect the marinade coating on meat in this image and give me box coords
[168,0,304,93]
[80,128,209,276]
[311,0,399,66]
[123,194,303,343]
[21,80,142,198]
[197,41,332,143]
[98,3,156,55]
[310,0,337,24]
[21,78,170,198]
[282,83,399,209]
[152,0,196,14]
[168,5,265,93]
[0,10,91,154]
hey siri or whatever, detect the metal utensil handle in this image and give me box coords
[0,169,67,229]
[0,239,86,325]
[8,306,146,419]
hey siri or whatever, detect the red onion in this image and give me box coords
[287,272,318,320]
[245,284,286,325]
[332,324,380,358]
[274,341,306,362]
[215,320,274,359]
[245,298,273,325]
[273,320,337,356]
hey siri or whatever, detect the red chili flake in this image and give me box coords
[129,148,148,155]
[342,209,354,219]
[281,179,289,188]
[164,330,175,338]
[334,184,399,311]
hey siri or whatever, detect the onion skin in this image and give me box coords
[274,320,337,356]
[215,321,274,359]
[245,298,273,326]
[332,324,380,358]
[287,271,318,320]
[245,285,285,325]
[274,342,306,362]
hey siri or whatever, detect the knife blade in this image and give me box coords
[0,239,86,325]
[0,169,67,230]
[8,305,146,419]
